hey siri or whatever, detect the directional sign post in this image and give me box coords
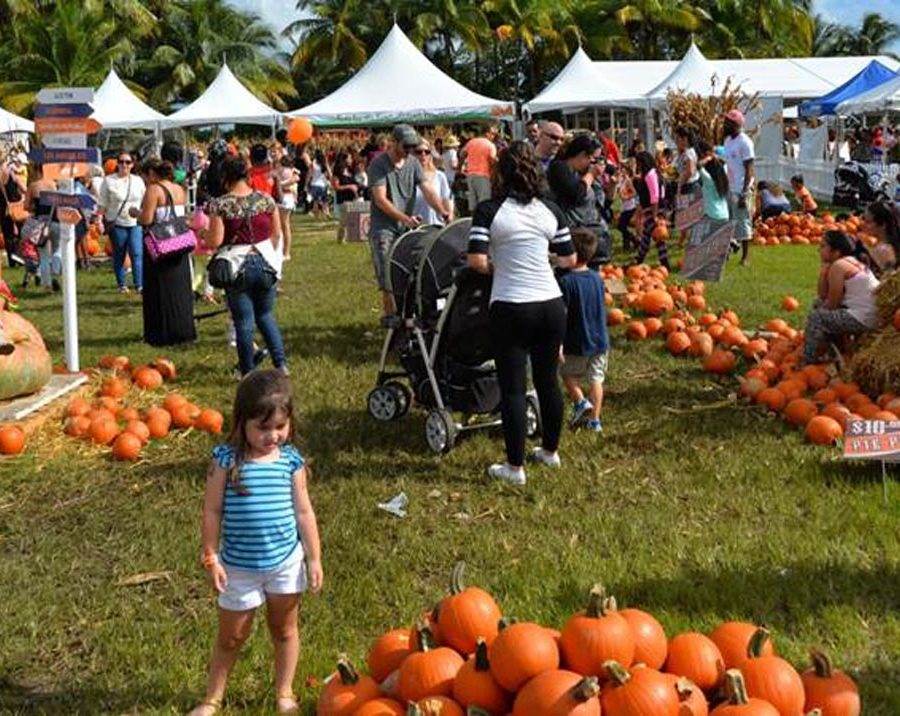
[28,147,101,165]
[34,103,93,119]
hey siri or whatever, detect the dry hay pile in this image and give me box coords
[851,270,900,395]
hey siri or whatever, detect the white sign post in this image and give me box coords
[57,177,79,372]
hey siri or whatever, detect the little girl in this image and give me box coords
[633,150,669,269]
[191,370,323,716]
[616,163,638,251]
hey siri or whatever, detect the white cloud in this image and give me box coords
[816,0,900,27]
[226,0,301,37]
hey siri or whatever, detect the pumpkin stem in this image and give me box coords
[675,677,696,700]
[723,669,751,705]
[407,706,422,716]
[805,711,823,716]
[497,616,517,631]
[603,660,631,686]
[747,627,772,659]
[335,655,359,685]
[809,649,833,678]
[449,561,466,595]
[602,596,618,615]
[474,638,491,672]
[414,622,436,652]
[585,583,607,618]
[572,676,601,702]
[467,709,492,716]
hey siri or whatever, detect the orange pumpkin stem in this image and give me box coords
[336,655,360,685]
[584,583,608,618]
[572,676,601,702]
[474,638,491,672]
[603,660,631,686]
[449,561,466,595]
[746,627,771,659]
[809,649,833,678]
[722,669,751,705]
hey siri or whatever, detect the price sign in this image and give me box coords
[844,420,900,461]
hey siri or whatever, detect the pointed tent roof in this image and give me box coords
[643,43,753,106]
[91,69,165,130]
[836,72,900,114]
[800,60,897,117]
[523,47,636,115]
[162,63,281,128]
[0,106,34,134]
[289,25,513,126]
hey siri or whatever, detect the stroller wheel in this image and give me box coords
[425,409,457,454]
[367,386,401,422]
[384,380,412,418]
[525,392,542,439]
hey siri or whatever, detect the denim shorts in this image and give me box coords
[369,228,399,290]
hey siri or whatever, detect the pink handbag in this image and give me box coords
[144,185,197,262]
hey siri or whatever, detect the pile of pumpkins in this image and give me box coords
[316,564,859,716]
[61,355,223,461]
[752,212,877,248]
[602,264,898,447]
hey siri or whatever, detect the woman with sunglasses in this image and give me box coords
[412,139,454,225]
[99,151,146,293]
[546,133,609,266]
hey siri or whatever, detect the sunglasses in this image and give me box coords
[413,149,430,155]
[119,159,133,165]
[543,132,564,142]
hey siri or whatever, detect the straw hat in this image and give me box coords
[443,134,460,149]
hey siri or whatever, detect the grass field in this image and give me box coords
[0,217,898,714]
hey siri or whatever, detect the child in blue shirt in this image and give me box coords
[559,228,610,432]
[192,370,322,716]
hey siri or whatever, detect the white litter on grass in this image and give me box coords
[377,492,408,518]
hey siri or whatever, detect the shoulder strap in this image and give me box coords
[158,182,176,219]
[112,175,132,221]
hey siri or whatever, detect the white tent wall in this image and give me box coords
[0,106,34,134]
[91,70,165,131]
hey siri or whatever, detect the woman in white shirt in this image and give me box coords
[412,140,453,225]
[99,151,146,293]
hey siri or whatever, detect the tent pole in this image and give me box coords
[593,107,598,133]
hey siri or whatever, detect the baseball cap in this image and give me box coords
[723,109,745,126]
[392,124,421,147]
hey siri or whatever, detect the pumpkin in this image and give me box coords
[89,417,120,445]
[626,321,648,341]
[124,420,151,445]
[398,625,464,703]
[88,407,117,424]
[709,622,774,670]
[367,629,413,683]
[800,365,829,390]
[453,638,510,715]
[812,389,838,405]
[195,408,224,434]
[720,310,741,327]
[800,650,860,716]
[317,658,381,716]
[352,698,404,716]
[687,295,707,311]
[805,416,843,446]
[739,377,768,400]
[652,220,670,242]
[0,311,53,400]
[512,670,600,716]
[742,629,804,716]
[643,317,663,337]
[821,404,851,430]
[665,632,725,692]
[171,403,197,429]
[162,393,189,412]
[94,396,121,413]
[489,620,559,691]
[64,415,91,438]
[640,289,675,316]
[607,308,627,326]
[720,326,749,348]
[600,661,679,716]
[664,317,687,335]
[100,377,129,398]
[667,331,691,356]
[152,357,177,381]
[781,296,799,312]
[0,424,26,455]
[133,366,164,390]
[436,562,502,655]
[118,406,141,422]
[755,388,787,412]
[146,413,171,439]
[111,432,142,461]
[407,697,464,716]
[776,380,806,401]
[690,332,715,358]
[98,355,117,369]
[620,608,667,670]
[66,397,91,417]
[783,399,818,428]
[712,670,781,715]
[743,339,769,361]
[894,308,900,331]
[663,675,709,716]
[703,350,737,375]
[830,381,859,401]
[560,585,634,679]
[765,319,789,334]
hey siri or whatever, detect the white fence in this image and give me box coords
[756,158,899,202]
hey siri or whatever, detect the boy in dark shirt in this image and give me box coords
[559,228,610,432]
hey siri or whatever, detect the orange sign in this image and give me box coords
[35,117,102,135]
[42,163,89,181]
[844,420,900,461]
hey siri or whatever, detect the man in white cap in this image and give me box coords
[368,124,449,319]
[723,108,755,266]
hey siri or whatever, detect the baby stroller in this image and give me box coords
[366,219,541,453]
[832,161,890,210]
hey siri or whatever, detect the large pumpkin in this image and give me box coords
[512,670,601,716]
[741,629,805,716]
[711,670,780,715]
[317,658,380,716]
[489,620,559,691]
[620,608,667,670]
[367,628,413,683]
[398,625,465,703]
[0,311,52,400]
[600,661,680,716]
[436,562,502,655]
[800,650,860,716]
[560,585,635,679]
[453,638,510,715]
[709,622,774,670]
[665,632,725,692]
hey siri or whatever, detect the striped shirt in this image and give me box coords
[213,443,304,571]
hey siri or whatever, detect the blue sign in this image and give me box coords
[39,191,97,211]
[28,147,101,165]
[34,103,93,119]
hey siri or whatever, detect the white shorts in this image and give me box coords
[280,194,297,211]
[218,544,308,611]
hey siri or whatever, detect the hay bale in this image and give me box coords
[850,328,900,395]
[874,269,900,326]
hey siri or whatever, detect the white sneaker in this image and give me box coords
[528,448,561,468]
[488,463,526,486]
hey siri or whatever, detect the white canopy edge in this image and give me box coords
[835,73,900,114]
[0,106,34,134]
[92,69,165,130]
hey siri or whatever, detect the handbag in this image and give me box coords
[143,184,197,262]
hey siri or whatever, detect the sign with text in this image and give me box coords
[29,147,101,165]
[674,186,704,231]
[35,117,102,135]
[34,103,93,119]
[36,87,94,105]
[41,133,88,149]
[844,420,900,461]
[680,219,734,282]
[39,191,96,211]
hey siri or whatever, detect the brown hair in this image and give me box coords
[226,369,295,490]
[491,140,546,203]
[144,158,174,182]
[570,227,598,265]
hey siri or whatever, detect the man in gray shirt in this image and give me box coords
[368,124,448,318]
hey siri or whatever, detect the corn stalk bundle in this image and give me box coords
[666,76,761,146]
[873,269,900,326]
[850,329,900,395]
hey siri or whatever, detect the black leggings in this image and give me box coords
[490,298,566,467]
[618,209,636,249]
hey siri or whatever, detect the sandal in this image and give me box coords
[187,697,222,715]
[276,692,299,714]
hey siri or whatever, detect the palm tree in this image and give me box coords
[135,0,296,111]
[285,0,374,76]
[847,13,900,58]
[405,0,490,72]
[811,13,853,56]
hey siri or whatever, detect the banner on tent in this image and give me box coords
[680,219,734,281]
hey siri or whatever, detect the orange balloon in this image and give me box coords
[287,117,313,145]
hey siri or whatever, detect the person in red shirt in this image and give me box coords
[599,130,620,167]
[247,143,279,200]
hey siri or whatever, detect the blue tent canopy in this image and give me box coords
[800,60,897,118]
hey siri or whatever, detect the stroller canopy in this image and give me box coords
[416,219,472,320]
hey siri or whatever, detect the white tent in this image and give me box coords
[91,69,165,130]
[835,73,900,114]
[523,47,636,115]
[288,25,513,126]
[162,63,281,128]
[0,106,34,134]
[643,43,753,107]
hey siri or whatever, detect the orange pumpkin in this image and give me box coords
[709,622,774,671]
[133,366,164,390]
[124,420,151,445]
[781,296,799,312]
[452,639,510,715]
[643,317,663,337]
[689,332,715,358]
[741,628,805,716]
[0,424,26,455]
[600,661,679,716]
[739,377,768,400]
[407,697,463,716]
[652,220,670,242]
[640,289,675,316]
[607,308,627,326]
[663,675,709,716]
[64,415,91,438]
[367,628,413,684]
[665,632,725,692]
[805,416,843,446]
[490,620,559,691]
[436,562,502,655]
[111,432,142,461]
[352,698,404,716]
[152,357,177,381]
[89,418,120,445]
[703,350,737,375]
[666,331,691,356]
[620,608,667,670]
[66,397,91,417]
[765,319,789,334]
[195,408,224,434]
[317,658,380,716]
[100,377,129,399]
[117,406,141,423]
[162,393,189,412]
[812,388,838,405]
[398,626,465,703]
[170,403,197,429]
[146,413,171,439]
[711,670,779,716]
[687,294,707,311]
[783,399,818,428]
[626,321,648,340]
[800,650,860,716]
[559,585,634,679]
[893,308,900,331]
[512,670,600,716]
[743,339,769,361]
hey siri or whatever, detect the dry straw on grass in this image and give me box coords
[666,76,761,146]
[851,269,900,395]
